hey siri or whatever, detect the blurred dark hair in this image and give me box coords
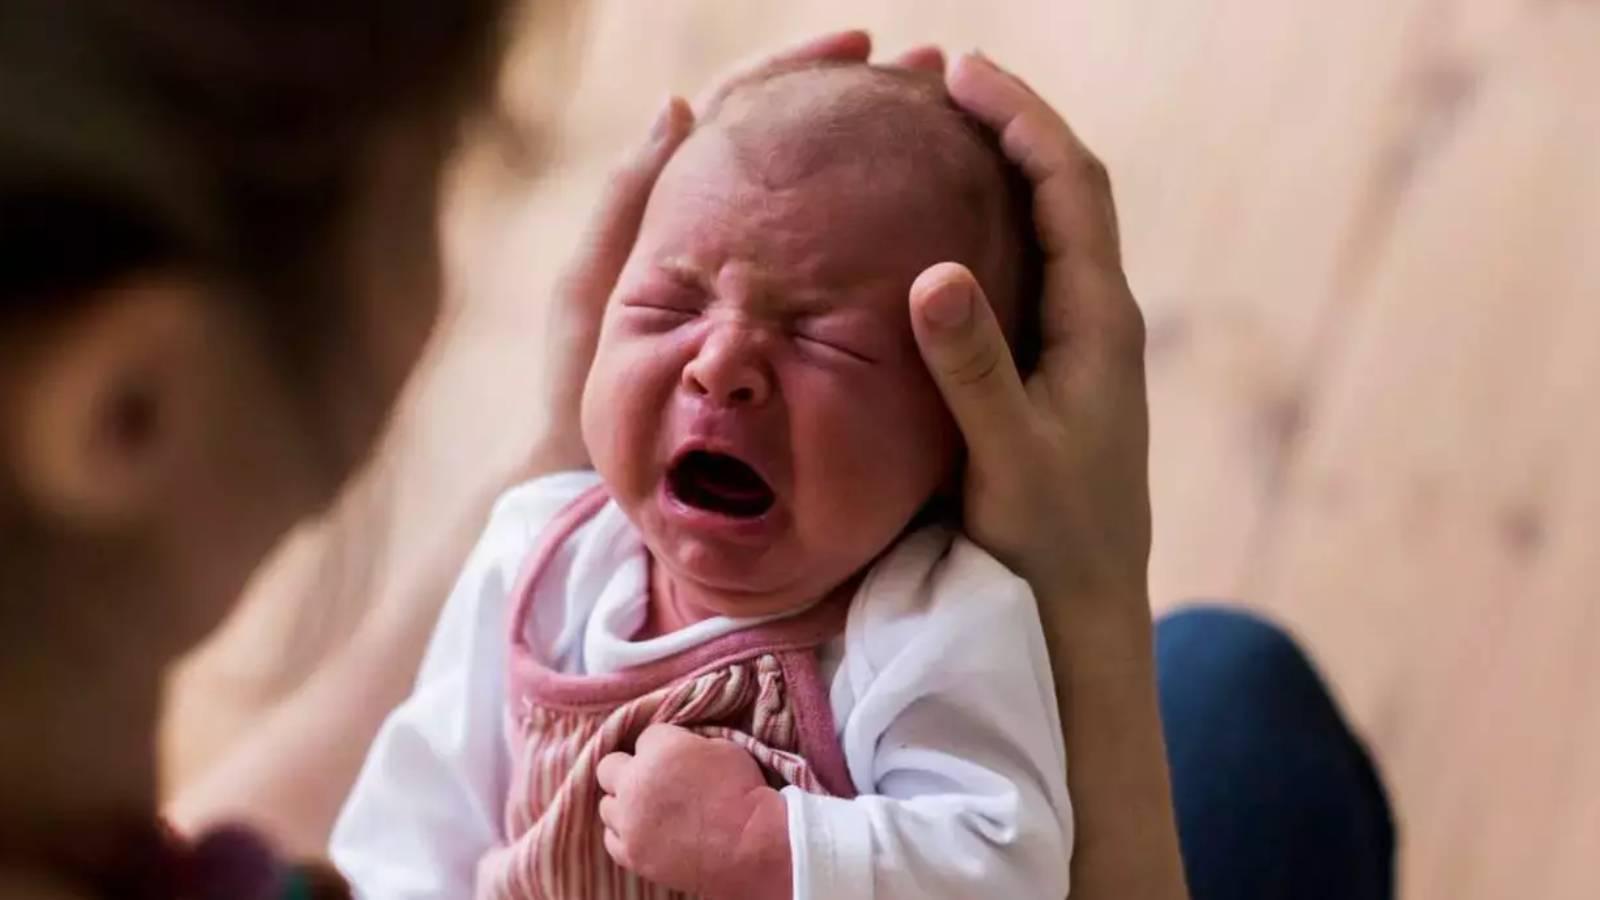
[0,0,510,336]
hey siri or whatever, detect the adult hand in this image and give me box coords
[909,53,1151,612]
[914,53,1187,900]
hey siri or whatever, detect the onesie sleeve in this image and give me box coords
[782,531,1072,900]
[329,471,601,900]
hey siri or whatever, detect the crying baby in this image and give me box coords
[333,61,1070,900]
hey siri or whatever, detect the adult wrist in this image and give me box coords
[1029,577,1159,696]
[1029,568,1152,634]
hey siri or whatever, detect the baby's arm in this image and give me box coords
[329,474,597,899]
[789,535,1073,899]
[596,725,793,899]
[597,534,1071,900]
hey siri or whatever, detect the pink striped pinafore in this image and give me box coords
[475,487,857,899]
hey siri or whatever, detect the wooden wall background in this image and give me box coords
[164,3,1600,898]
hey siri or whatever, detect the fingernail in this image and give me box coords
[648,96,680,144]
[923,280,973,330]
[955,49,992,75]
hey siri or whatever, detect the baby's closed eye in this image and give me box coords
[620,281,703,329]
[622,299,697,318]
[619,303,698,338]
[790,315,881,365]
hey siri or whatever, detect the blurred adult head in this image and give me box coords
[0,0,510,658]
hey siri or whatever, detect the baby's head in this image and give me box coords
[582,63,1039,616]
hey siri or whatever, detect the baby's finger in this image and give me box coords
[909,264,1033,462]
[598,794,621,830]
[633,722,695,758]
[595,751,632,795]
[889,45,946,75]
[603,827,631,869]
[694,30,873,116]
[555,97,692,313]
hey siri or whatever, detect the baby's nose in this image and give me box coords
[682,329,772,408]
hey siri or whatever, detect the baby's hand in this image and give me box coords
[596,724,792,900]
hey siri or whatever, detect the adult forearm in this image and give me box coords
[164,412,588,852]
[1042,591,1189,900]
[163,607,435,855]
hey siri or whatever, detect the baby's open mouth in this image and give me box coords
[667,450,775,519]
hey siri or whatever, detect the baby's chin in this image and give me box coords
[662,557,818,617]
[649,539,837,619]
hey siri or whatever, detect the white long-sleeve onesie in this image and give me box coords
[331,472,1071,899]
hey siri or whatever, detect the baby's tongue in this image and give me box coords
[674,451,775,517]
[695,455,768,501]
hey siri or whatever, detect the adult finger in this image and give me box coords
[908,263,1033,460]
[555,96,693,312]
[889,45,946,75]
[754,28,872,68]
[596,751,632,795]
[945,52,1140,368]
[694,30,873,115]
[947,53,1122,274]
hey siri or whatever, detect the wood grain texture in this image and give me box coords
[1254,6,1600,897]
[163,2,1600,897]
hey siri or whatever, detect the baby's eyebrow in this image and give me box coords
[654,258,708,290]
[653,256,877,318]
[781,292,854,317]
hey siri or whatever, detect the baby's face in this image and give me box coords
[582,125,983,616]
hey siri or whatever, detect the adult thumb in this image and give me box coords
[909,263,1033,458]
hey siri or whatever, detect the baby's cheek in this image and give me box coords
[800,373,956,511]
[872,365,962,464]
[586,338,680,494]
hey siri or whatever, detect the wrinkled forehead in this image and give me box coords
[708,65,1029,335]
[639,65,1022,314]
[634,148,965,335]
